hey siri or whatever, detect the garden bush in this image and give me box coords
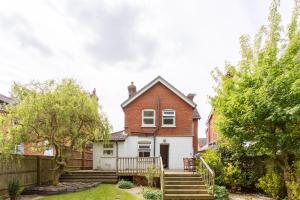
[201,148,224,185]
[145,165,157,187]
[117,180,134,189]
[142,187,162,200]
[8,179,21,200]
[256,171,285,199]
[223,162,244,192]
[213,185,229,200]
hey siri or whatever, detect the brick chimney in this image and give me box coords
[128,82,136,98]
[187,93,196,101]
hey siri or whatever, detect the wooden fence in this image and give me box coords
[66,148,93,170]
[0,148,93,195]
[0,155,55,194]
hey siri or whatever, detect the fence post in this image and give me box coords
[81,144,85,170]
[37,156,42,186]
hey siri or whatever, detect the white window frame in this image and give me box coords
[102,143,114,157]
[142,109,156,127]
[162,109,176,127]
[138,143,151,157]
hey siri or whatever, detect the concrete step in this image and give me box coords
[165,189,208,194]
[164,194,214,200]
[164,180,205,185]
[164,177,203,181]
[165,185,206,189]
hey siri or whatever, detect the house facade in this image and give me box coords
[206,112,218,145]
[199,111,218,152]
[93,76,201,170]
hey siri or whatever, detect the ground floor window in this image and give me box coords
[138,142,151,157]
[103,143,114,156]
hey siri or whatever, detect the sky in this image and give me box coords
[0,0,295,137]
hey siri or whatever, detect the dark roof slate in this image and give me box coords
[109,130,127,141]
[193,108,201,119]
[0,93,13,104]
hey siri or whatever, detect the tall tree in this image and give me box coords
[0,79,110,184]
[212,0,300,198]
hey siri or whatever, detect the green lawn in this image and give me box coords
[40,184,141,200]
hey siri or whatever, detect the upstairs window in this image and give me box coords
[142,109,155,127]
[162,109,176,127]
[103,143,114,156]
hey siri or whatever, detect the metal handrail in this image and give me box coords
[159,156,164,200]
[197,156,215,195]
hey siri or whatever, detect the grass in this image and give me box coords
[40,184,141,200]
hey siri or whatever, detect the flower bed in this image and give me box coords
[23,182,101,195]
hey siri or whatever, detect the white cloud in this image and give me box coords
[0,0,295,137]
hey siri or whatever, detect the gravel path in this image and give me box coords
[118,186,144,199]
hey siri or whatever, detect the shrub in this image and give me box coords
[256,171,285,199]
[8,179,21,200]
[223,162,243,191]
[142,187,162,200]
[145,165,157,187]
[213,185,229,200]
[117,180,134,189]
[201,149,224,185]
[288,181,300,200]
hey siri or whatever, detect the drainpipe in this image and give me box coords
[154,96,160,157]
[116,141,118,172]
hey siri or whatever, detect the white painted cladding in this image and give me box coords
[93,136,193,170]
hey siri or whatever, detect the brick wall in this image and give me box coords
[123,82,194,136]
[206,113,218,144]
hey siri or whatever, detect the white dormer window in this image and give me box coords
[142,109,155,127]
[162,109,176,127]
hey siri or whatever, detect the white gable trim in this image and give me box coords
[121,76,196,108]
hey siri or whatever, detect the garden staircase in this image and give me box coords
[163,172,214,200]
[60,170,118,183]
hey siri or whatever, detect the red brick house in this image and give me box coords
[93,76,201,170]
[206,111,218,145]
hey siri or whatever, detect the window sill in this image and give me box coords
[141,125,156,128]
[161,125,176,128]
[101,156,115,158]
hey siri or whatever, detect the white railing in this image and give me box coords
[117,157,161,176]
[197,156,215,195]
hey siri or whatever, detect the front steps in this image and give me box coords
[60,170,118,184]
[163,172,214,200]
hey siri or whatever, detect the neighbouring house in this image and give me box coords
[93,76,201,170]
[0,93,13,111]
[198,138,207,150]
[199,111,218,151]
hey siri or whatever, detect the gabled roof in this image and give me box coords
[193,108,201,119]
[121,76,197,108]
[206,110,214,125]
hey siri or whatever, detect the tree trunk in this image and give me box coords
[283,167,294,200]
[53,162,65,185]
[279,154,297,200]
